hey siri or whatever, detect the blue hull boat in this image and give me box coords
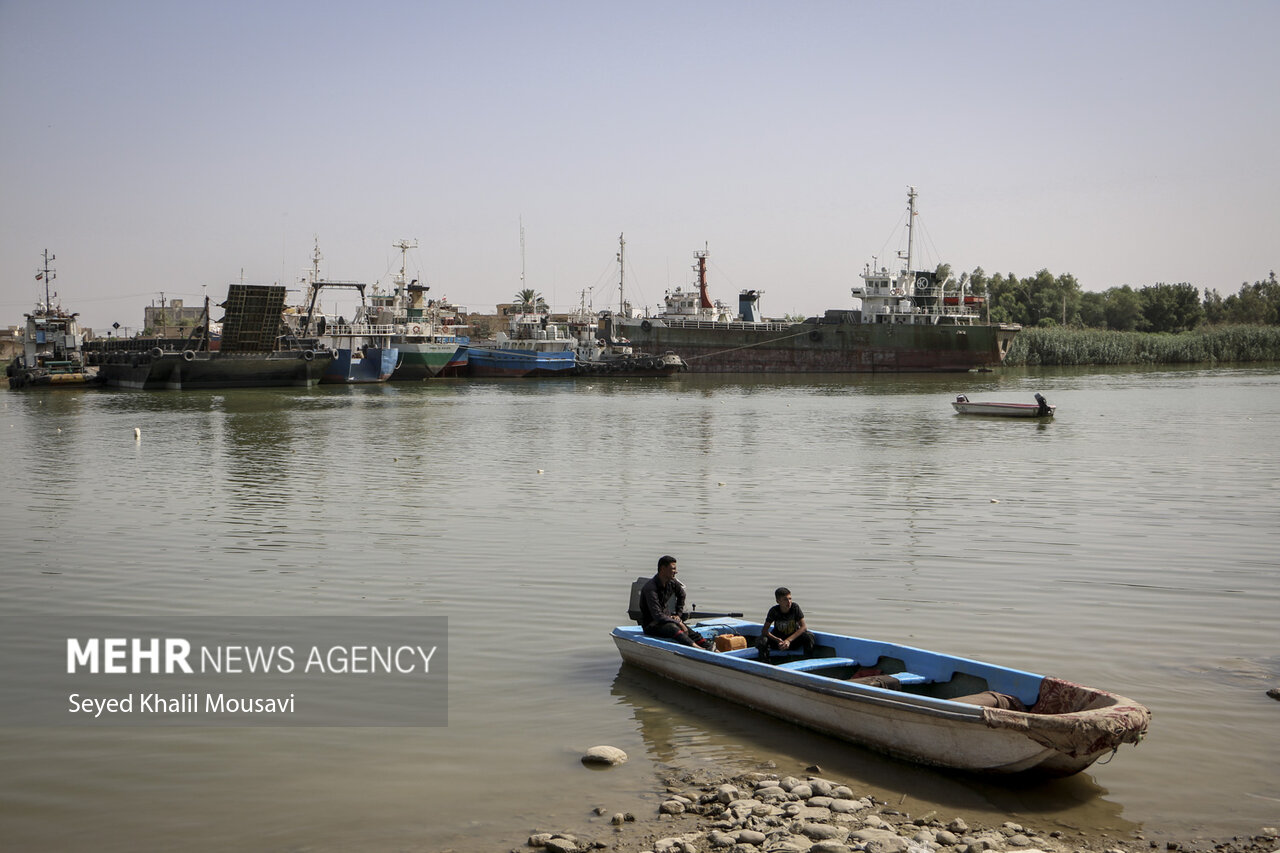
[322,346,399,384]
[612,617,1149,776]
[464,346,576,378]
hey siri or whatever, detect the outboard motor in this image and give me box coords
[738,290,763,323]
[1035,392,1050,416]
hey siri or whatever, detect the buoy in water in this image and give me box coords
[134,427,141,440]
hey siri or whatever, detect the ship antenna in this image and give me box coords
[392,239,417,310]
[38,249,56,312]
[905,186,917,274]
[617,232,625,315]
[696,244,711,309]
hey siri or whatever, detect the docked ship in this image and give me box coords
[6,251,100,389]
[289,242,399,384]
[372,240,469,380]
[464,310,578,377]
[95,285,331,389]
[568,237,687,377]
[604,188,1020,373]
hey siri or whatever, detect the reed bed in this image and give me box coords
[1004,325,1280,366]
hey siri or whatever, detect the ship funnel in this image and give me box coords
[739,290,762,322]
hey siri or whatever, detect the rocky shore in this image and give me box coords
[511,765,1277,853]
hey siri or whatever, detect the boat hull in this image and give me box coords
[952,401,1055,417]
[98,351,331,390]
[389,339,467,380]
[611,317,1017,373]
[321,347,399,384]
[464,346,577,378]
[7,361,100,389]
[574,352,687,377]
[612,620,1148,776]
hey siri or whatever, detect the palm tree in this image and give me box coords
[513,288,548,314]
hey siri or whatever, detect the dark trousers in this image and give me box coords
[643,621,700,647]
[756,632,814,657]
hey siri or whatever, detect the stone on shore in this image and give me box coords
[581,745,627,766]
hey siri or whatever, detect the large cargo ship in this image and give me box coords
[603,189,1019,373]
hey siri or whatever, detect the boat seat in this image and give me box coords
[887,671,928,685]
[775,657,858,672]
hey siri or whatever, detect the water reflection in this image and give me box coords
[610,664,1137,836]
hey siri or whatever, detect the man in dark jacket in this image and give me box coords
[639,555,712,649]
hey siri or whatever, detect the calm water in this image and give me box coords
[1,367,1277,851]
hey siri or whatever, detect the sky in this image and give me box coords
[2,0,1277,332]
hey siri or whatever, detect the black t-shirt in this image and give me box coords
[765,602,805,638]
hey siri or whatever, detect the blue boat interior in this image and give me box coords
[616,619,1045,709]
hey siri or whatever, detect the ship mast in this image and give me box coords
[617,232,625,315]
[37,249,56,313]
[901,186,917,276]
[695,244,711,309]
[392,238,417,312]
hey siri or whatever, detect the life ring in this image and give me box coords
[640,320,652,332]
[302,350,315,361]
[809,330,821,342]
[150,347,164,358]
[182,350,196,362]
[410,324,423,334]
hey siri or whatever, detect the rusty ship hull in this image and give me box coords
[607,316,1017,373]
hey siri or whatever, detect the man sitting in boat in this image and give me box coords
[756,587,815,661]
[639,556,713,650]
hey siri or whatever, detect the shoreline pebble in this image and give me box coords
[515,767,1279,853]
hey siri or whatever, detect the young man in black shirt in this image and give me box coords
[756,587,814,661]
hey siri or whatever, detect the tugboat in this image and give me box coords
[6,250,100,389]
[569,235,687,377]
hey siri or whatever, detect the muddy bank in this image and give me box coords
[509,765,1277,853]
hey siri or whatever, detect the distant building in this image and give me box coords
[0,325,21,363]
[143,298,206,337]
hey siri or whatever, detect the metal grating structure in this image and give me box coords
[219,284,287,353]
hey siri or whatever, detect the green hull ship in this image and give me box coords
[369,240,469,379]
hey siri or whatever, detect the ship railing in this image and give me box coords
[325,323,397,337]
[658,318,793,332]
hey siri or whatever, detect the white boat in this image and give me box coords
[612,616,1149,776]
[952,393,1055,417]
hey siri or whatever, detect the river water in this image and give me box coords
[1,366,1277,851]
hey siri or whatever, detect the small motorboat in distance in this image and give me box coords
[612,616,1149,776]
[952,392,1055,418]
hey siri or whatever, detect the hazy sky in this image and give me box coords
[2,0,1276,331]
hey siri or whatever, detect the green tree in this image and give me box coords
[513,288,548,314]
[1078,291,1107,328]
[1202,289,1227,325]
[1140,283,1203,333]
[1104,285,1144,331]
[1221,272,1280,325]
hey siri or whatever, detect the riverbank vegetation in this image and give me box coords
[1003,324,1280,366]
[944,267,1280,365]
